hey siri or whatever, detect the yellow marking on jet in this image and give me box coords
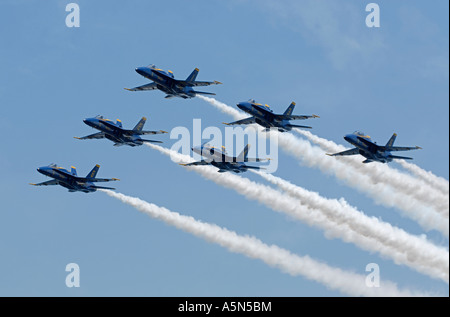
[160,130,168,134]
[195,68,199,71]
[124,88,132,91]
[73,137,81,140]
[111,178,120,181]
[313,114,320,118]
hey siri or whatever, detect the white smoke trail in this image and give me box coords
[295,129,449,217]
[253,171,449,283]
[198,96,449,235]
[396,160,449,196]
[146,143,449,283]
[101,189,428,296]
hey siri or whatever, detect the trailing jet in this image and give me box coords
[30,164,119,193]
[75,116,167,147]
[180,144,268,173]
[327,131,422,164]
[125,64,222,99]
[224,99,319,132]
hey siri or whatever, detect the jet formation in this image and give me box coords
[30,164,119,193]
[180,144,268,173]
[125,64,222,99]
[327,131,422,163]
[224,99,319,132]
[31,63,423,193]
[75,116,167,147]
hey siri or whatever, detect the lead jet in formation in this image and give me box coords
[30,164,119,193]
[327,131,422,164]
[125,64,222,99]
[180,144,268,173]
[224,99,319,132]
[75,116,167,147]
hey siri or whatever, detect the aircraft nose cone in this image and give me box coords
[135,67,146,76]
[237,103,246,110]
[344,135,352,142]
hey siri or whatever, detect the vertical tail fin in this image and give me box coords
[86,164,100,179]
[237,144,250,161]
[385,133,397,148]
[186,68,199,82]
[116,119,123,128]
[71,166,77,176]
[283,102,296,116]
[133,117,147,132]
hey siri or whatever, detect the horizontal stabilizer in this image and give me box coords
[193,90,216,96]
[141,139,163,144]
[388,155,414,160]
[92,185,116,190]
[286,124,312,129]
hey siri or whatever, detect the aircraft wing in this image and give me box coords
[74,132,105,140]
[124,83,158,91]
[177,80,222,87]
[179,160,210,167]
[223,117,256,126]
[327,148,360,157]
[380,146,422,152]
[30,179,59,186]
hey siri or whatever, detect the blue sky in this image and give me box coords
[0,0,448,296]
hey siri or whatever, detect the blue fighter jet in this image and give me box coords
[224,99,319,132]
[327,131,422,163]
[125,64,222,99]
[180,144,268,173]
[30,164,119,193]
[75,116,167,146]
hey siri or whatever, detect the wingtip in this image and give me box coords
[29,183,36,186]
[326,153,333,156]
[73,137,81,140]
[160,130,169,134]
[124,88,132,91]
[313,114,320,118]
[111,178,120,181]
[416,146,422,149]
[222,122,230,125]
[179,163,187,166]
[214,81,222,85]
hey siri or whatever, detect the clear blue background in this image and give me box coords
[0,0,448,296]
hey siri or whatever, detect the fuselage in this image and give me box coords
[344,133,392,163]
[135,67,195,98]
[83,117,143,146]
[37,166,95,193]
[237,101,291,132]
